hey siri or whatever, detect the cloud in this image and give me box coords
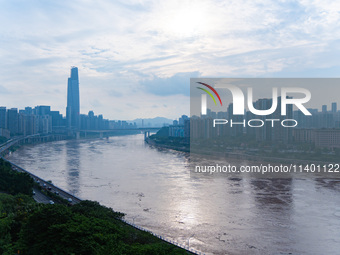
[89,99,102,108]
[140,71,201,96]
[108,89,123,97]
[0,0,340,119]
[0,85,11,94]
[22,57,61,67]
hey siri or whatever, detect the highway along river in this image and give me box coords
[7,134,340,255]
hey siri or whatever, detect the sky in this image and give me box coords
[0,0,340,120]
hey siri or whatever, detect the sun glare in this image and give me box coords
[157,2,210,38]
[169,8,205,36]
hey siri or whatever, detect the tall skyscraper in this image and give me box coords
[66,67,80,129]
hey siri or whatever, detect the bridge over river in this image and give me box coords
[76,127,161,139]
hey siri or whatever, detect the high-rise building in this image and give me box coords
[252,97,293,143]
[7,108,18,135]
[322,105,327,113]
[179,115,189,125]
[66,67,80,129]
[0,107,6,129]
[24,107,33,115]
[253,98,272,142]
[50,111,63,127]
[18,113,26,135]
[25,114,39,135]
[228,103,243,137]
[332,102,337,113]
[39,115,52,134]
[35,105,50,116]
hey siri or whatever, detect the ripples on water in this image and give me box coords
[8,134,340,255]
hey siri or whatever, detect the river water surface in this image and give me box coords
[7,134,340,255]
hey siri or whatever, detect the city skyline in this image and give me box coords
[1,1,340,120]
[0,90,338,138]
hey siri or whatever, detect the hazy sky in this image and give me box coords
[0,0,340,120]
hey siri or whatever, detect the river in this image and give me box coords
[7,134,340,255]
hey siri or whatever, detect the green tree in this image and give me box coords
[0,193,36,255]
[0,159,34,195]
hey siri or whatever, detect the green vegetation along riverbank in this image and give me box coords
[0,158,188,255]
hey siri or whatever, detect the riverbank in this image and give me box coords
[0,134,68,157]
[146,135,339,165]
[1,136,201,255]
[145,136,190,153]
[0,193,188,254]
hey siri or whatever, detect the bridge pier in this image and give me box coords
[76,132,80,140]
[144,131,150,139]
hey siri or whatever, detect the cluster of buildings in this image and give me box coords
[293,103,340,129]
[168,115,190,138]
[190,97,293,142]
[190,97,340,149]
[291,103,340,148]
[0,105,55,138]
[293,129,340,149]
[0,67,136,139]
[109,120,137,129]
[0,105,115,139]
